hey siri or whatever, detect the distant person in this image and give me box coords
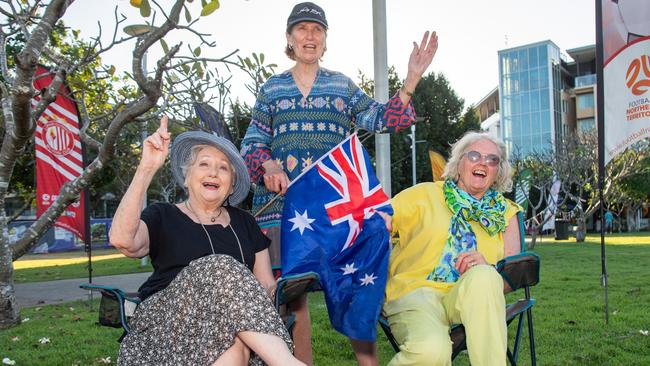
[110,116,304,366]
[380,131,521,366]
[605,210,614,234]
[240,2,438,365]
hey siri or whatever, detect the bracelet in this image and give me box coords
[401,86,414,98]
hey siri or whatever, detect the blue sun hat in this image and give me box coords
[171,131,250,206]
[286,2,328,32]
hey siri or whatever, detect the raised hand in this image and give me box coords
[140,115,171,171]
[407,31,438,79]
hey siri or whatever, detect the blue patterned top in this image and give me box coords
[241,67,416,229]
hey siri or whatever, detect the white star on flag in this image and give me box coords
[288,209,315,235]
[341,263,358,275]
[360,273,378,286]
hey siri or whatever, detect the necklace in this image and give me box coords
[185,201,223,223]
[185,201,246,265]
[292,69,318,90]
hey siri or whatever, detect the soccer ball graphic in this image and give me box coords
[611,0,650,43]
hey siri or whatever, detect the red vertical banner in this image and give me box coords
[33,66,85,241]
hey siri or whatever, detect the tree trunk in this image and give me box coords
[0,262,19,329]
[529,224,538,250]
[0,201,19,329]
[575,216,587,242]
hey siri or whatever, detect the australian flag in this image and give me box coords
[281,133,392,341]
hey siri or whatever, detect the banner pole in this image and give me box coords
[595,0,609,325]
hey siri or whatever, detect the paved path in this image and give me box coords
[14,272,151,307]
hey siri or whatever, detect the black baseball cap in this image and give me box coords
[286,2,328,32]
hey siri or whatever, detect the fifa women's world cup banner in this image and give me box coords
[601,0,650,164]
[33,66,86,241]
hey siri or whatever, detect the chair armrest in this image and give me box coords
[274,272,320,308]
[496,253,540,291]
[80,283,141,304]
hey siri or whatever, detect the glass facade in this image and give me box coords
[498,41,563,156]
[575,74,596,87]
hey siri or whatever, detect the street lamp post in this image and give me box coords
[409,121,427,186]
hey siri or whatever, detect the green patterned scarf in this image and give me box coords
[428,179,507,283]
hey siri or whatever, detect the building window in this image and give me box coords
[578,118,596,133]
[577,93,594,110]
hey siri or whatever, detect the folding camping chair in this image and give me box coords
[79,283,141,341]
[273,271,321,336]
[80,266,307,342]
[379,211,540,366]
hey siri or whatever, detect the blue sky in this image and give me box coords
[63,0,596,107]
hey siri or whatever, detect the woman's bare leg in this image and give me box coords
[212,336,250,366]
[238,331,306,366]
[290,293,313,365]
[350,339,379,366]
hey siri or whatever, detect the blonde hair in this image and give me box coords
[442,131,513,192]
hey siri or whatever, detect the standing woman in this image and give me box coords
[111,117,304,366]
[240,2,438,365]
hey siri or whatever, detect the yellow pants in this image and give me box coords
[384,265,506,366]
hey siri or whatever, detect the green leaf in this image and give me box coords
[244,57,253,70]
[182,64,191,74]
[107,65,116,75]
[201,0,219,16]
[193,47,201,57]
[201,0,208,6]
[184,6,192,23]
[259,53,265,64]
[160,39,169,54]
[252,52,259,64]
[140,0,151,17]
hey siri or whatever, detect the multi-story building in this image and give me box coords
[476,40,597,157]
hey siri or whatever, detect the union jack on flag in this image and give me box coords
[281,133,392,341]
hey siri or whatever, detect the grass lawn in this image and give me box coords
[2,233,649,365]
[13,249,152,284]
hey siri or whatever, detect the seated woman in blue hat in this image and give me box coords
[110,116,304,366]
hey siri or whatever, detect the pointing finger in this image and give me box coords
[158,115,170,139]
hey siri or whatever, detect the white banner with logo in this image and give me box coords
[602,0,650,164]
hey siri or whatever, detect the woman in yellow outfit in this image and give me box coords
[380,131,521,366]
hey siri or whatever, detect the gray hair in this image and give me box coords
[442,131,513,192]
[180,144,235,188]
